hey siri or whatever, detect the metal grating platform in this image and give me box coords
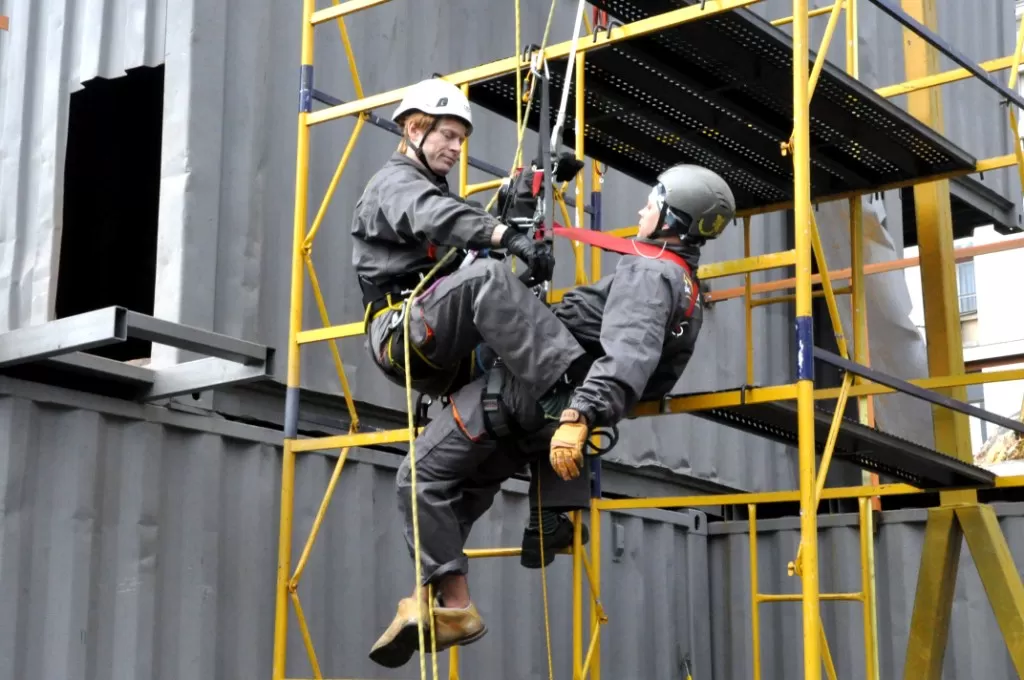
[686,397,996,489]
[467,0,978,213]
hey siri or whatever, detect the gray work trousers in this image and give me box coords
[396,366,591,586]
[367,257,586,399]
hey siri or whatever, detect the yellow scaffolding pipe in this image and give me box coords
[771,3,838,26]
[275,0,1024,678]
[791,3,821,679]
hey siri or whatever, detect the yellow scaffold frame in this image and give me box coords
[274,1,1024,679]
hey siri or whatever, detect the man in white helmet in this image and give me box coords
[351,77,591,404]
[367,163,736,669]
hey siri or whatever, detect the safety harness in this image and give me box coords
[478,225,698,445]
[551,225,700,318]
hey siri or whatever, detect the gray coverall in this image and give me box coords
[351,152,587,398]
[396,242,704,585]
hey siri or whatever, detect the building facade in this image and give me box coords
[0,0,1023,678]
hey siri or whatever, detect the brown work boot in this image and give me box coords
[431,601,488,652]
[368,596,431,669]
[368,596,488,668]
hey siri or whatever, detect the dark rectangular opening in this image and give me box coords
[56,64,164,362]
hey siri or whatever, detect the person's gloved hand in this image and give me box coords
[550,409,589,481]
[501,228,555,284]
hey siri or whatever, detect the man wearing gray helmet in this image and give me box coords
[367,163,737,670]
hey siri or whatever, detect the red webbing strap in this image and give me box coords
[551,225,697,317]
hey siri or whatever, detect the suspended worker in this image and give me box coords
[367,163,737,669]
[350,77,591,402]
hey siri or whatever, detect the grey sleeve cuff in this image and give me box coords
[567,397,601,429]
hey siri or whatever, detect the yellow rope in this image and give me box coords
[399,5,562,677]
[536,472,555,680]
[403,249,459,680]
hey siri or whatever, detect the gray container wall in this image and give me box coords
[0,0,167,332]
[0,374,712,680]
[0,0,1012,491]
[173,0,797,491]
[0,0,797,489]
[709,505,1024,680]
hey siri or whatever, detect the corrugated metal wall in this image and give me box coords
[169,0,796,489]
[4,373,1024,680]
[3,0,1017,492]
[0,0,167,332]
[0,0,1016,488]
[0,374,710,680]
[709,504,1024,680]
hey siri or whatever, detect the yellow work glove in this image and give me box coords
[549,409,590,481]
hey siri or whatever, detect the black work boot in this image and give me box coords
[520,508,590,569]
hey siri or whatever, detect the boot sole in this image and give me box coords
[369,621,432,669]
[520,527,590,569]
[369,621,489,667]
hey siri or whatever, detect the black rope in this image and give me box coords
[586,425,619,456]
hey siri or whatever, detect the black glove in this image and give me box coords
[553,152,585,183]
[500,228,555,285]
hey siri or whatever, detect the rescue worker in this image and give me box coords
[350,77,591,403]
[367,163,737,669]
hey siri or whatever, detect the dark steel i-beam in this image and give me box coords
[866,0,1024,113]
[814,347,1024,435]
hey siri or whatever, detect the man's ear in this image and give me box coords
[405,121,425,147]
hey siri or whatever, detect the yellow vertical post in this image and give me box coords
[460,85,470,198]
[900,0,974,481]
[590,162,602,280]
[575,50,587,285]
[858,498,879,680]
[792,1,821,678]
[744,217,754,386]
[573,509,584,678]
[273,441,297,680]
[846,1,880,674]
[749,504,761,680]
[275,3,316,678]
[448,647,460,680]
[589,498,602,680]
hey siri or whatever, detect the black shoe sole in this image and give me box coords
[369,622,432,669]
[520,522,590,569]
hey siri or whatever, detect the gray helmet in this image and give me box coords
[649,164,736,241]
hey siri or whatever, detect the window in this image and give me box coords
[957,258,977,316]
[55,65,164,362]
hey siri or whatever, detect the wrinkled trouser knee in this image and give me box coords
[395,363,596,584]
[369,258,587,399]
[396,393,525,586]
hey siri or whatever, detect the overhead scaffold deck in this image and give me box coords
[274,0,1024,679]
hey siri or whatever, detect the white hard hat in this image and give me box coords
[391,78,473,133]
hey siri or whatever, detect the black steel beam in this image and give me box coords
[814,347,1024,436]
[311,88,595,216]
[866,0,1024,113]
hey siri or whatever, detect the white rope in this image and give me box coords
[550,0,587,155]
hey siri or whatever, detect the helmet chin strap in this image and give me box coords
[405,118,446,184]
